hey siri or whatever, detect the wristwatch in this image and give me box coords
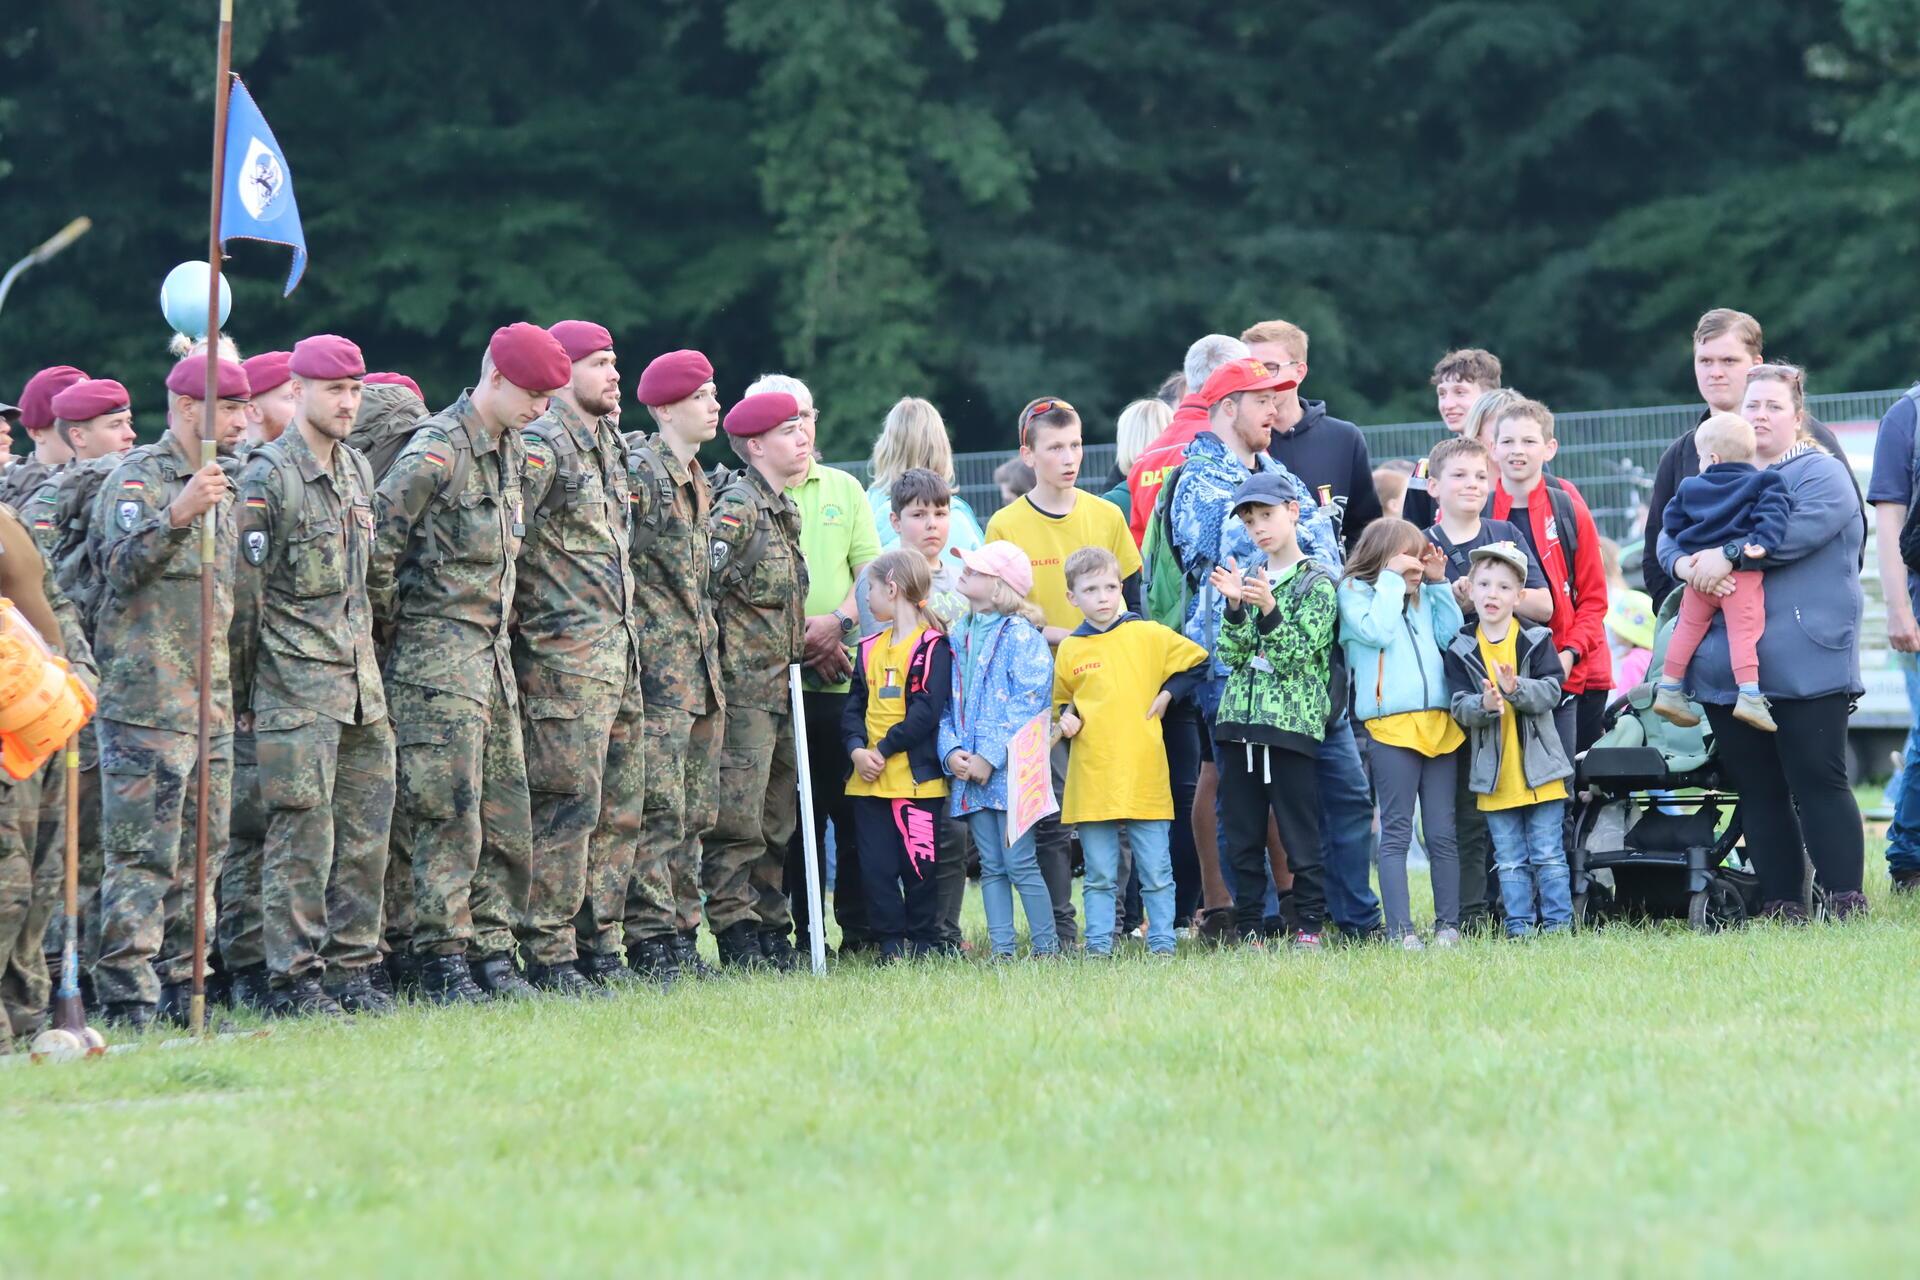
[833,608,856,639]
[1720,541,1744,568]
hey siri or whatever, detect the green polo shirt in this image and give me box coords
[788,459,880,693]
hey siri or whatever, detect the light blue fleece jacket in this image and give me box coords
[1337,572,1464,722]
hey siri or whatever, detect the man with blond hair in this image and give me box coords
[1241,319,1380,551]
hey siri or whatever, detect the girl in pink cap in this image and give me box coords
[937,542,1059,957]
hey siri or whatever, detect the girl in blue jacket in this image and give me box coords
[938,544,1059,958]
[1338,518,1467,948]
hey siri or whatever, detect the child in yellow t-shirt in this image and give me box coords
[843,549,953,961]
[1443,543,1576,937]
[1054,548,1208,956]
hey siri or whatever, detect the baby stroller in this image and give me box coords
[1569,594,1804,931]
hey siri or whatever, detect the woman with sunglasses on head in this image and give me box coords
[1658,363,1868,921]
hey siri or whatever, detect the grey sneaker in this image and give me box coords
[1652,683,1700,727]
[1431,926,1463,948]
[1397,931,1426,952]
[1731,689,1777,732]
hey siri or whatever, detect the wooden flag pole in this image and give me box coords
[191,0,234,1038]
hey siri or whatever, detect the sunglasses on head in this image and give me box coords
[1019,397,1074,446]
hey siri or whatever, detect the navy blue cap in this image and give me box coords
[1230,470,1302,513]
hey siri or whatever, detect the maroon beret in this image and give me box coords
[290,334,367,380]
[488,322,573,393]
[363,371,423,401]
[166,354,251,402]
[241,351,292,396]
[637,349,714,407]
[724,391,801,439]
[18,366,88,432]
[549,320,614,363]
[50,378,131,422]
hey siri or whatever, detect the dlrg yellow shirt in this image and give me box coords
[846,624,949,802]
[984,492,1142,633]
[1052,617,1207,823]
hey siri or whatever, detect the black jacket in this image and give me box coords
[1267,400,1381,551]
[1641,410,1860,607]
[841,628,952,787]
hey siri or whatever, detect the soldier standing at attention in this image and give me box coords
[511,320,640,995]
[621,350,725,983]
[89,354,248,1029]
[232,335,395,1018]
[1,366,86,508]
[368,324,569,1004]
[237,351,297,456]
[705,392,812,969]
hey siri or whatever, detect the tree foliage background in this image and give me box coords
[2,0,1916,457]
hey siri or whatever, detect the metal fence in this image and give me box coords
[834,388,1906,545]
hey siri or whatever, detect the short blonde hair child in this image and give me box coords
[1695,411,1757,464]
[1063,546,1122,591]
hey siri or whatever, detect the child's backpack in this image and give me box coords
[857,626,943,698]
[1287,560,1348,729]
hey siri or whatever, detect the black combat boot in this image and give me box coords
[470,952,537,999]
[627,935,681,987]
[577,949,642,989]
[227,964,272,1014]
[267,976,345,1019]
[102,1001,156,1031]
[417,953,486,1005]
[673,928,715,979]
[325,969,397,1015]
[383,949,420,997]
[524,958,599,997]
[365,962,394,999]
[758,928,798,973]
[157,981,194,1027]
[715,921,764,971]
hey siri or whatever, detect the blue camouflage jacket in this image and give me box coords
[937,611,1054,817]
[1168,430,1342,678]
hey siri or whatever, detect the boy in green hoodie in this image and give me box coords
[1205,472,1338,949]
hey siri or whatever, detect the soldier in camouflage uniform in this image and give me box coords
[18,380,130,1007]
[622,349,726,983]
[368,323,571,1005]
[232,336,396,1018]
[0,504,96,1044]
[705,391,813,969]
[87,354,248,1030]
[215,350,294,1011]
[512,321,640,995]
[0,366,85,510]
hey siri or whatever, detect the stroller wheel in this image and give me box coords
[1687,880,1747,932]
[1573,892,1591,931]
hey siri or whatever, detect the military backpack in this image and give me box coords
[39,456,120,639]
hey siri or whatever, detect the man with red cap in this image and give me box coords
[368,322,568,1004]
[509,321,639,995]
[230,334,396,1018]
[620,349,725,983]
[0,366,87,508]
[703,391,813,969]
[238,351,297,458]
[88,352,250,1029]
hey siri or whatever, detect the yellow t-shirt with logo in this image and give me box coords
[1475,625,1567,812]
[846,624,949,801]
[1052,618,1208,823]
[1367,710,1464,757]
[984,492,1142,634]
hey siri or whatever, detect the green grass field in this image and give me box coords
[6,825,1918,1278]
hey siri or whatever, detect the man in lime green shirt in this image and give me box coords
[747,374,879,954]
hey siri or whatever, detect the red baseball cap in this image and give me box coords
[1199,357,1298,407]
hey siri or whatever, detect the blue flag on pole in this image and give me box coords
[219,75,307,295]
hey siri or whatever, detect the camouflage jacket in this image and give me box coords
[0,456,56,511]
[624,431,722,715]
[87,431,237,733]
[0,502,97,683]
[232,428,385,726]
[19,464,69,559]
[368,393,524,708]
[513,400,636,690]
[710,464,807,713]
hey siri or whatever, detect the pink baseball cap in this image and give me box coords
[950,540,1034,597]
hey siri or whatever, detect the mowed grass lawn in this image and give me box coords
[5,825,1918,1277]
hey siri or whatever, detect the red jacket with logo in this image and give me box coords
[1490,477,1612,695]
[1125,394,1210,546]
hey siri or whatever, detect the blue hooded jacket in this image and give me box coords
[1337,572,1464,722]
[937,611,1054,816]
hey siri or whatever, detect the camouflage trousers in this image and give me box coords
[517,664,642,965]
[256,710,396,984]
[625,701,720,941]
[0,773,39,1039]
[703,705,796,934]
[389,679,532,958]
[93,719,233,1006]
[576,666,645,960]
[39,725,102,976]
[217,728,265,971]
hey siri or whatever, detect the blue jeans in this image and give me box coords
[1485,799,1572,936]
[1885,654,1920,873]
[965,809,1059,956]
[1080,820,1174,955]
[1317,718,1384,934]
